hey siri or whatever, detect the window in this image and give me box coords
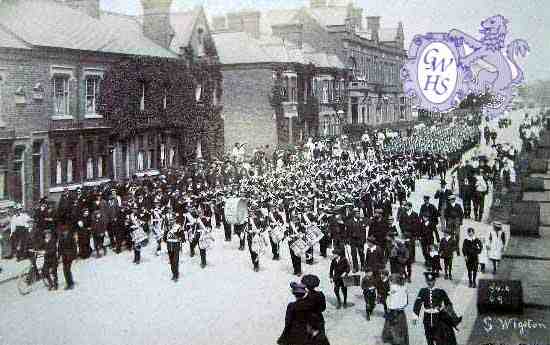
[195,83,202,102]
[97,156,103,178]
[160,143,166,167]
[169,147,175,167]
[56,160,63,185]
[85,76,100,114]
[67,159,73,183]
[289,76,297,103]
[86,157,93,179]
[139,83,145,111]
[147,150,153,169]
[322,80,329,103]
[281,76,289,102]
[137,151,144,171]
[54,76,70,115]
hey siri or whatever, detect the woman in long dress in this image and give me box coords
[487,222,506,274]
[382,274,409,345]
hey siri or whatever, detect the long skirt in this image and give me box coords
[382,310,409,345]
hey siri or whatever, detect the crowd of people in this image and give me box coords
[1,117,515,345]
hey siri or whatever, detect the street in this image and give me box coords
[0,110,528,345]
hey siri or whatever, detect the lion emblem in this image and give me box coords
[448,15,529,117]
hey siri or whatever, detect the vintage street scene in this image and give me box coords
[0,1,548,345]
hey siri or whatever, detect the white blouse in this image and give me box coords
[387,284,408,310]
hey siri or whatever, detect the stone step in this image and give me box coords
[498,257,550,308]
[540,202,550,225]
[523,191,550,202]
[530,172,550,179]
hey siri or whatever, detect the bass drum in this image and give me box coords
[224,198,249,225]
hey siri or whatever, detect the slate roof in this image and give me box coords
[0,27,30,50]
[213,31,343,69]
[212,32,273,65]
[0,1,178,58]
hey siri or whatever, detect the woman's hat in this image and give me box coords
[301,274,320,289]
[290,282,307,296]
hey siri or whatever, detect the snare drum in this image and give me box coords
[269,225,285,243]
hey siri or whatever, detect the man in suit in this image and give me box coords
[434,181,452,234]
[445,195,464,256]
[58,224,77,290]
[364,236,385,275]
[419,196,440,242]
[346,208,367,272]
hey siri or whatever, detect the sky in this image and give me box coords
[100,0,549,83]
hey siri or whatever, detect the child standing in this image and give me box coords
[429,244,441,276]
[361,270,378,321]
[377,269,391,316]
[439,231,457,280]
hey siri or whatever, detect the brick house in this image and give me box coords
[0,0,221,208]
[212,0,414,151]
[212,11,348,152]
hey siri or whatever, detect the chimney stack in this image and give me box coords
[141,0,175,49]
[226,11,261,39]
[62,0,100,18]
[366,16,380,41]
[396,21,404,48]
[271,24,303,49]
[211,15,227,32]
[240,11,261,39]
[310,0,327,8]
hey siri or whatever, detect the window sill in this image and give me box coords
[49,183,82,193]
[84,114,103,119]
[51,115,74,121]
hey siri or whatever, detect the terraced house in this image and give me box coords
[0,0,222,208]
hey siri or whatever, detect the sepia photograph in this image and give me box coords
[0,0,548,344]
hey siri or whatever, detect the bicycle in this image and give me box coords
[17,249,52,295]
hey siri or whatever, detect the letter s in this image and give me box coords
[436,77,450,96]
[483,316,493,333]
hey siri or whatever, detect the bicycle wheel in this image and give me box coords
[17,266,35,295]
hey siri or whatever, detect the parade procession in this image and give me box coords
[0,0,545,345]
